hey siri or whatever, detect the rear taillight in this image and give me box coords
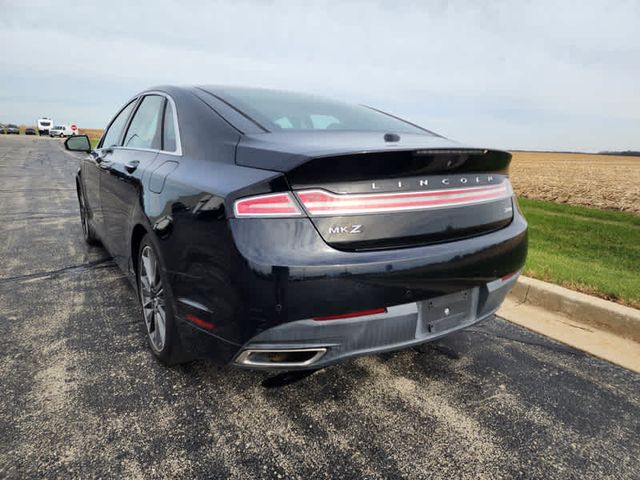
[234,192,302,218]
[296,180,512,216]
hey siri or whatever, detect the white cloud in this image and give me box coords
[1,0,638,151]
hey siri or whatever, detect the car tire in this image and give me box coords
[77,182,100,246]
[137,234,184,365]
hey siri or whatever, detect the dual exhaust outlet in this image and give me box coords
[235,347,327,368]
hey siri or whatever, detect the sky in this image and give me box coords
[1,0,638,152]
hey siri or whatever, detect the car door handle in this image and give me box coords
[124,160,140,173]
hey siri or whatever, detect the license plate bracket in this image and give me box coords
[417,288,477,336]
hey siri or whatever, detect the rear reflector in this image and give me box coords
[297,180,512,216]
[500,270,519,281]
[314,308,387,321]
[234,192,302,217]
[185,313,215,330]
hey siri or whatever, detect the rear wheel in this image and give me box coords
[137,235,183,365]
[77,182,100,245]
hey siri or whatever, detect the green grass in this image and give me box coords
[519,198,640,308]
[89,137,100,149]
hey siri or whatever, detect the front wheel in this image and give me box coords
[137,235,183,365]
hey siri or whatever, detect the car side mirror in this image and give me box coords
[65,134,91,153]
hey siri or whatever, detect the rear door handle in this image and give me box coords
[124,160,140,173]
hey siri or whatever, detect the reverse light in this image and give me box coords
[234,192,302,218]
[314,308,387,321]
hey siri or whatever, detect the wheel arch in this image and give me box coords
[131,224,149,277]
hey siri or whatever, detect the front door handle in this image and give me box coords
[124,160,140,173]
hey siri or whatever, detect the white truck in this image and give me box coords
[49,124,78,138]
[36,117,53,136]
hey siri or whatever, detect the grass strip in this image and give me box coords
[518,198,640,308]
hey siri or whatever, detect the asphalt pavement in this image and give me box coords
[1,135,639,479]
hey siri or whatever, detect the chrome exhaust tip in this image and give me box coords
[235,348,327,368]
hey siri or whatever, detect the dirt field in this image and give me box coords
[509,151,640,214]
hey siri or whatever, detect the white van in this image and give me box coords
[49,124,77,138]
[36,117,53,135]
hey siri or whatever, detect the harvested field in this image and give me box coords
[509,151,640,214]
[78,128,104,140]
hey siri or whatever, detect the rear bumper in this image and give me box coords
[233,273,518,370]
[169,205,527,365]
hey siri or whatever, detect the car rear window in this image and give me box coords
[211,87,433,135]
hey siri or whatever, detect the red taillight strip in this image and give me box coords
[297,181,512,216]
[234,192,302,217]
[314,308,388,321]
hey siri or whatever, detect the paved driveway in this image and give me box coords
[1,136,639,479]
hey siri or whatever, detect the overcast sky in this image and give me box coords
[1,0,638,151]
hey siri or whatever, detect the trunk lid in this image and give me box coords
[235,131,514,250]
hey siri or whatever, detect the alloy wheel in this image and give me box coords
[139,245,166,352]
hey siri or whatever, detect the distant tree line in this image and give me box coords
[598,151,640,157]
[511,150,640,157]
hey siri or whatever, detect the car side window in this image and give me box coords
[162,100,177,152]
[124,95,164,150]
[101,99,137,148]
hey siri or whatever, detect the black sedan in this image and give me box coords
[65,86,527,369]
[25,127,37,135]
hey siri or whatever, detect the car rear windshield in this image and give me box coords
[54,126,64,129]
[211,87,434,135]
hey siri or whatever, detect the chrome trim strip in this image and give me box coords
[177,297,212,313]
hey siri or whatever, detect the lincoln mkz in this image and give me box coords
[65,86,527,370]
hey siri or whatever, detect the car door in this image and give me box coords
[83,99,137,239]
[99,95,165,270]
